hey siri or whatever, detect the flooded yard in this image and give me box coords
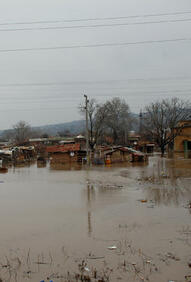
[0,156,191,281]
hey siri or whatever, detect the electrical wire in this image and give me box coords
[0,89,191,98]
[1,18,191,32]
[0,37,191,53]
[1,11,191,26]
[0,76,191,87]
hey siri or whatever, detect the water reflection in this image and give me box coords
[37,161,47,168]
[86,180,95,237]
[88,211,92,236]
[145,185,191,206]
[141,157,191,206]
[12,160,36,168]
[50,163,82,170]
[0,167,8,173]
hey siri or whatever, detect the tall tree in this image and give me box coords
[79,97,131,147]
[13,121,32,144]
[79,98,106,149]
[143,97,191,156]
[102,98,130,144]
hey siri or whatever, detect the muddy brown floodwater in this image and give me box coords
[0,156,191,282]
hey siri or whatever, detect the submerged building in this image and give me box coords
[173,120,191,158]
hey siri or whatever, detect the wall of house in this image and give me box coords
[51,152,78,164]
[174,127,191,151]
[174,121,191,158]
[120,151,132,162]
[106,150,132,163]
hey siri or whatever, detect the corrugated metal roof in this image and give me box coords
[119,147,145,156]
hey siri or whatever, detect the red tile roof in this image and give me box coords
[46,143,80,153]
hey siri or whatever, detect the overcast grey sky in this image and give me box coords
[0,0,191,129]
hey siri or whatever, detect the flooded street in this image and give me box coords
[0,156,191,281]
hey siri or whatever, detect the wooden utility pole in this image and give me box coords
[84,94,89,164]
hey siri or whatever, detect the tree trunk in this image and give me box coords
[161,145,165,157]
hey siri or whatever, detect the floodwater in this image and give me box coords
[0,156,191,281]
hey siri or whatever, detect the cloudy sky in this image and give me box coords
[0,0,191,129]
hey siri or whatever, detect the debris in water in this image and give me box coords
[166,252,180,261]
[108,245,117,250]
[84,267,90,272]
[87,255,105,260]
[139,199,148,203]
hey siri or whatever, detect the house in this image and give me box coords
[29,137,75,146]
[173,120,191,158]
[119,147,147,162]
[138,141,155,154]
[0,149,12,162]
[46,143,86,164]
[127,131,155,154]
[74,135,86,149]
[104,147,127,164]
[127,131,141,148]
[98,146,147,164]
[12,146,36,163]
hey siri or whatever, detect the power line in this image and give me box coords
[0,37,191,53]
[1,18,191,32]
[0,76,191,87]
[0,106,77,112]
[1,11,191,26]
[0,89,191,98]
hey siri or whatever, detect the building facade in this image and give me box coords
[173,120,191,158]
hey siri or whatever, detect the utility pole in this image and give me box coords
[139,110,143,135]
[84,94,89,164]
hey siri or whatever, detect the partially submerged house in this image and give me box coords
[173,120,191,158]
[127,131,155,154]
[138,141,155,154]
[127,131,141,148]
[46,143,86,164]
[119,147,147,162]
[0,149,12,162]
[94,146,147,164]
[12,146,36,163]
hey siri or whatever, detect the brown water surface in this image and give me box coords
[0,156,191,281]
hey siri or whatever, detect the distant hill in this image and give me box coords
[0,120,85,139]
[36,120,85,135]
[0,113,140,139]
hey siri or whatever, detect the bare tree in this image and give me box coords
[79,98,102,150]
[79,97,131,147]
[143,97,191,156]
[102,98,130,144]
[93,102,108,145]
[13,121,32,144]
